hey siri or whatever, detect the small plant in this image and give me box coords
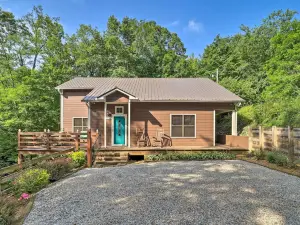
[70,151,86,167]
[38,158,73,181]
[0,195,19,225]
[253,150,265,160]
[13,168,49,195]
[266,152,289,167]
[145,152,236,161]
[266,152,276,163]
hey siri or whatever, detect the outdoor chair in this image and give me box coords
[152,129,172,147]
[136,128,150,147]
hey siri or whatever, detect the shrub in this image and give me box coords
[253,150,265,160]
[38,158,73,182]
[14,169,49,195]
[267,152,289,167]
[145,152,236,161]
[266,152,276,163]
[70,151,86,167]
[0,195,19,225]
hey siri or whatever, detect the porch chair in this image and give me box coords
[136,128,150,147]
[152,129,165,147]
[152,129,172,147]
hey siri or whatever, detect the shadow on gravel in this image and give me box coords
[24,160,300,225]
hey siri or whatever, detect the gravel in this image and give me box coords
[24,160,300,225]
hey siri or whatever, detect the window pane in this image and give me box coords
[74,118,82,126]
[74,127,82,132]
[184,115,195,125]
[172,126,182,137]
[184,126,195,137]
[172,115,182,125]
[82,126,88,131]
[83,118,88,126]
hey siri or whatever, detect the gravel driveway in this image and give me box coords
[24,160,300,225]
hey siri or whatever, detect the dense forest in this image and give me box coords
[0,6,299,167]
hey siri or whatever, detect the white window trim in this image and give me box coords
[170,114,196,138]
[72,117,88,132]
[115,106,124,114]
[111,114,127,146]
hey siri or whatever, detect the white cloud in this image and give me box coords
[186,20,204,33]
[170,20,179,26]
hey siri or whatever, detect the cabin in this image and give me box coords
[56,77,243,155]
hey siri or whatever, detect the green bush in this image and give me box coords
[266,152,276,163]
[13,169,49,195]
[0,195,19,225]
[266,152,289,167]
[145,152,236,161]
[253,150,265,160]
[38,158,73,181]
[70,151,86,167]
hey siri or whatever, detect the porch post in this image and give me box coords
[60,90,64,131]
[104,102,107,148]
[128,99,131,148]
[232,110,237,136]
[213,110,216,146]
[87,102,91,129]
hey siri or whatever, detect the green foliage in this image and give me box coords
[0,195,19,225]
[253,150,265,160]
[13,168,49,195]
[37,158,73,181]
[145,152,236,161]
[70,151,86,167]
[266,152,289,167]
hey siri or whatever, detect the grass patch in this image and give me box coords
[145,151,236,161]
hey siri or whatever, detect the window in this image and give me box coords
[171,115,196,138]
[115,106,124,114]
[73,118,88,132]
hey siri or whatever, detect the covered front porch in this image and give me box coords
[88,88,240,149]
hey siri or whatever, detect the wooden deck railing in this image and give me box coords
[17,129,99,167]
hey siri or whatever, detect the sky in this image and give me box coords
[1,0,300,56]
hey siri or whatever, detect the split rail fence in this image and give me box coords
[248,126,300,161]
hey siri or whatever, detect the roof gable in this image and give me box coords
[95,87,137,100]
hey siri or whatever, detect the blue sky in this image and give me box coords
[1,0,299,55]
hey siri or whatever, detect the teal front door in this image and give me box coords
[113,116,126,145]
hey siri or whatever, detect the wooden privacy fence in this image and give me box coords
[18,129,99,167]
[248,126,300,159]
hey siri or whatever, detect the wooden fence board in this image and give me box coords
[249,126,300,162]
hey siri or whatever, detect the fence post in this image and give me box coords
[259,126,264,150]
[87,129,92,167]
[75,133,79,151]
[288,126,294,164]
[18,129,24,168]
[272,126,277,150]
[248,126,252,151]
[46,130,50,151]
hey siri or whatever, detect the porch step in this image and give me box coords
[94,151,129,165]
[96,156,128,161]
[95,152,128,157]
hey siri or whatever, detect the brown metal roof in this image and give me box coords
[56,77,243,102]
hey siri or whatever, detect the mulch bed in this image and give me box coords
[238,156,300,178]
